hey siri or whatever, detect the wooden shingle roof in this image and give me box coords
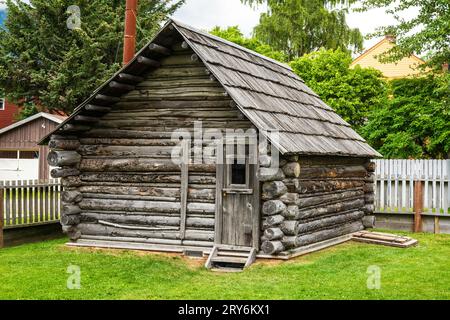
[41,20,381,158]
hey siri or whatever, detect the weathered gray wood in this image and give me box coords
[263,214,285,228]
[109,81,135,91]
[51,168,80,178]
[261,240,284,255]
[62,124,91,132]
[284,198,365,220]
[62,191,83,203]
[297,190,365,208]
[258,168,285,182]
[78,223,214,241]
[47,151,81,167]
[137,56,161,67]
[148,43,171,56]
[282,221,364,249]
[281,210,364,236]
[282,162,301,178]
[279,193,299,205]
[263,228,284,241]
[362,215,376,228]
[117,73,144,84]
[180,140,189,239]
[62,204,82,216]
[74,115,99,123]
[48,139,80,150]
[61,214,81,226]
[292,180,366,194]
[62,225,82,241]
[262,181,287,200]
[262,200,286,216]
[299,165,368,179]
[94,94,120,104]
[81,213,214,228]
[85,104,112,113]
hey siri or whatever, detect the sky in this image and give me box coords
[1,0,417,51]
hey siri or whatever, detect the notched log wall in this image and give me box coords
[49,41,253,247]
[259,155,373,255]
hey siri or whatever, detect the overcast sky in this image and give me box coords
[1,0,417,51]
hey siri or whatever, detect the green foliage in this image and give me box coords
[290,49,387,131]
[356,0,450,69]
[209,26,288,62]
[241,0,363,60]
[0,0,183,115]
[362,74,450,159]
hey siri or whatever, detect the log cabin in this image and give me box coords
[40,20,381,271]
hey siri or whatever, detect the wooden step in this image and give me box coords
[217,251,250,258]
[211,256,247,264]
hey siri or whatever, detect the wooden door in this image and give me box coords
[216,141,259,247]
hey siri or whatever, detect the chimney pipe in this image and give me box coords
[123,0,138,65]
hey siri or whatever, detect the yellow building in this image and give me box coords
[351,36,427,79]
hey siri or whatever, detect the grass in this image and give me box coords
[1,230,450,300]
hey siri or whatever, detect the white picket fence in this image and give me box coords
[373,159,450,215]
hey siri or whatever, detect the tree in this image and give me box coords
[361,74,450,159]
[241,0,363,60]
[0,0,183,115]
[290,48,388,132]
[356,0,450,69]
[210,26,287,62]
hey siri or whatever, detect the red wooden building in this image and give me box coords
[0,98,20,129]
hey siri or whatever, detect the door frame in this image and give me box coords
[214,139,260,249]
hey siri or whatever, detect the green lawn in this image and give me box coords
[1,231,449,300]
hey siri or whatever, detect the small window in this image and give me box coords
[0,98,5,110]
[231,161,247,185]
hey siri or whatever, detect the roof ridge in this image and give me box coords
[170,19,293,72]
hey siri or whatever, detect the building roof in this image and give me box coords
[0,112,67,136]
[40,20,381,158]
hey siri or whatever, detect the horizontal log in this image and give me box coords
[286,198,365,220]
[137,55,161,68]
[51,167,80,178]
[62,176,82,187]
[262,200,286,216]
[79,199,215,215]
[263,214,285,229]
[62,124,91,132]
[281,210,364,236]
[78,145,175,157]
[79,158,215,173]
[74,115,100,123]
[117,73,144,84]
[109,81,135,91]
[282,221,364,249]
[61,214,80,226]
[80,138,177,147]
[81,235,213,247]
[263,228,284,241]
[279,193,299,205]
[258,168,285,182]
[363,183,374,193]
[148,43,171,56]
[94,94,120,104]
[262,181,287,200]
[261,241,284,255]
[85,104,112,113]
[78,186,214,201]
[62,204,82,216]
[79,173,215,185]
[300,165,368,179]
[78,223,214,242]
[297,190,365,208]
[62,191,83,203]
[289,179,366,194]
[282,162,301,178]
[362,215,376,229]
[62,225,82,241]
[81,213,214,228]
[48,139,80,150]
[363,204,374,214]
[365,161,376,173]
[47,151,81,167]
[259,155,271,168]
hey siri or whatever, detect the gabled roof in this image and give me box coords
[0,112,66,136]
[40,19,381,158]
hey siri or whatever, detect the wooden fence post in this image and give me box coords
[0,186,4,248]
[413,180,424,233]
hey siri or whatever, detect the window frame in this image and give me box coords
[0,98,5,111]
